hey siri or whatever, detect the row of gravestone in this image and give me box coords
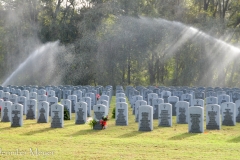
[0,85,113,104]
[124,85,240,104]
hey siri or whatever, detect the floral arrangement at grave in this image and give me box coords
[64,108,70,120]
[88,115,109,129]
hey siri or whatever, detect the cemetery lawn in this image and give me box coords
[0,97,240,160]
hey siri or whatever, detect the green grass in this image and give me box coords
[1,97,240,160]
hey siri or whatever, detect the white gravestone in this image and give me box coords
[2,92,10,101]
[85,92,96,107]
[68,95,77,113]
[81,97,91,117]
[26,99,37,119]
[135,100,147,122]
[51,104,64,128]
[9,94,18,104]
[161,91,172,103]
[132,95,143,114]
[47,96,58,116]
[97,99,109,115]
[99,95,109,108]
[47,90,55,97]
[206,91,217,98]
[152,98,164,119]
[168,96,179,116]
[116,102,128,126]
[63,90,71,99]
[158,103,172,127]
[218,94,230,105]
[18,96,27,115]
[138,105,153,131]
[176,101,189,124]
[11,103,23,127]
[235,100,240,122]
[221,102,236,126]
[116,97,126,103]
[38,95,47,102]
[29,92,38,100]
[206,104,221,130]
[75,102,87,124]
[93,104,107,130]
[73,90,82,102]
[148,93,158,106]
[188,106,204,133]
[21,90,29,99]
[192,99,204,108]
[61,99,71,120]
[37,101,49,123]
[1,101,12,122]
[116,93,125,99]
[181,94,193,106]
[206,96,218,105]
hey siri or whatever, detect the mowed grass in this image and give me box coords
[0,97,240,160]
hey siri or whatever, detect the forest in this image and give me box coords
[0,0,240,88]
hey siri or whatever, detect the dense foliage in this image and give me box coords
[0,0,240,87]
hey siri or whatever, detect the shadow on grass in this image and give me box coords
[228,136,240,143]
[0,126,13,131]
[117,130,145,138]
[69,129,101,136]
[22,127,57,135]
[168,132,198,140]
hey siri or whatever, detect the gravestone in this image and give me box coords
[93,104,107,130]
[47,90,55,97]
[195,92,205,100]
[116,97,126,103]
[168,96,179,116]
[63,90,71,99]
[68,95,77,113]
[235,100,240,122]
[206,96,218,105]
[116,102,128,126]
[99,95,109,108]
[206,91,217,98]
[37,101,49,123]
[176,101,189,124]
[152,98,164,119]
[148,93,158,106]
[116,93,125,99]
[18,96,27,115]
[221,102,236,126]
[73,90,82,102]
[85,92,96,107]
[38,95,47,102]
[218,94,230,105]
[51,104,64,128]
[134,100,147,122]
[232,92,240,103]
[173,91,184,100]
[188,107,204,133]
[206,104,221,130]
[75,102,87,124]
[181,94,192,106]
[2,92,10,101]
[61,99,71,120]
[21,90,29,99]
[1,101,12,122]
[97,99,109,115]
[29,92,38,100]
[161,91,171,103]
[192,99,204,108]
[81,97,91,117]
[26,99,37,119]
[9,94,18,104]
[11,103,23,127]
[131,95,143,114]
[138,105,153,131]
[158,103,172,127]
[47,96,58,116]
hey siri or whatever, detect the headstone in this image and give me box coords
[21,90,29,99]
[192,99,204,108]
[158,103,172,127]
[97,99,109,115]
[47,90,55,97]
[116,97,126,103]
[61,99,71,120]
[47,96,58,116]
[168,96,179,116]
[93,104,107,130]
[38,95,47,102]
[75,102,87,124]
[11,103,23,127]
[221,102,236,126]
[116,93,125,99]
[37,101,49,123]
[176,101,189,124]
[188,107,204,133]
[206,91,217,98]
[2,92,10,101]
[138,105,153,131]
[81,97,91,117]
[195,92,205,99]
[29,92,38,100]
[235,100,240,122]
[68,95,77,113]
[206,104,221,130]
[148,93,158,106]
[9,94,18,104]
[218,94,230,105]
[1,101,12,122]
[63,90,71,99]
[73,90,82,102]
[181,94,192,106]
[161,91,171,103]
[152,98,164,119]
[135,100,147,122]
[206,96,218,105]
[116,102,128,126]
[51,104,64,128]
[26,99,37,119]
[18,96,27,115]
